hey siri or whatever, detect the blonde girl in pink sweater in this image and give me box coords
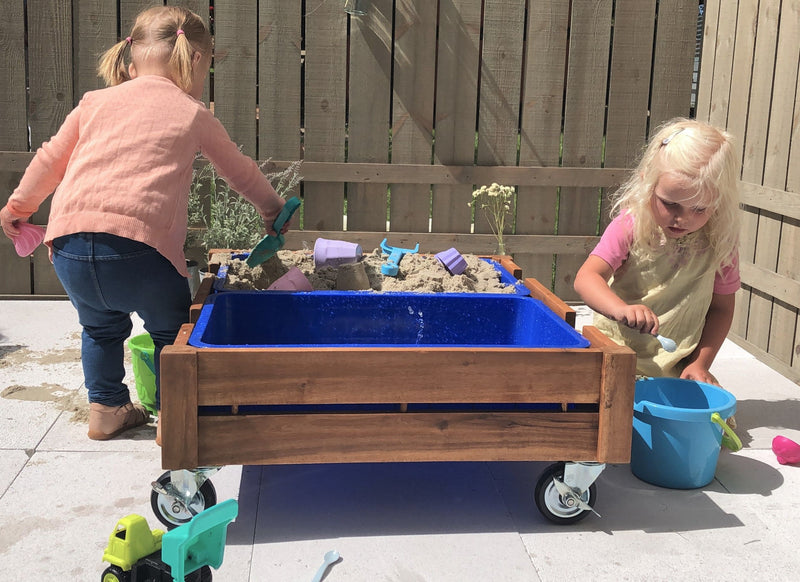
[0,6,287,441]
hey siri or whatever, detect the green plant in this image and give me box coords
[187,159,303,251]
[469,183,514,255]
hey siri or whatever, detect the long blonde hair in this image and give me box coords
[610,118,740,272]
[97,6,212,93]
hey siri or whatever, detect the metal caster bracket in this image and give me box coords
[151,467,220,517]
[552,462,605,518]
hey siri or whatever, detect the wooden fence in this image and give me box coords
[697,0,800,382]
[0,0,700,301]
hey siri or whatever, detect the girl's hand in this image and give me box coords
[680,362,719,386]
[614,304,660,336]
[0,206,26,239]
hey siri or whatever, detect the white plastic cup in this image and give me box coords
[267,266,313,291]
[313,238,363,268]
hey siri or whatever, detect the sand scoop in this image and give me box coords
[380,238,419,276]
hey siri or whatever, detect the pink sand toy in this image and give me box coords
[772,435,800,465]
[267,266,313,291]
[12,222,46,257]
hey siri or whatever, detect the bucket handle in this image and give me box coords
[711,412,742,452]
[140,351,157,375]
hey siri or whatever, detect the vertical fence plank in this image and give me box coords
[474,0,525,248]
[515,0,568,286]
[1,1,29,151]
[119,0,154,38]
[556,0,612,300]
[728,0,758,337]
[346,0,392,232]
[431,0,481,235]
[765,3,800,367]
[170,1,212,105]
[27,0,73,226]
[649,0,697,127]
[476,0,525,170]
[259,0,302,160]
[73,0,117,100]
[213,0,257,157]
[707,0,738,128]
[0,0,29,294]
[786,21,800,374]
[603,0,656,223]
[390,0,437,233]
[28,0,73,149]
[727,0,758,166]
[743,0,780,353]
[695,0,720,121]
[303,0,347,230]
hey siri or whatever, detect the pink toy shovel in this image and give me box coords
[13,222,46,257]
[772,435,800,465]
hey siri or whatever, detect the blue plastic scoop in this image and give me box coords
[380,238,419,276]
[246,197,301,268]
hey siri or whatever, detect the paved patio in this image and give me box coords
[1,299,799,581]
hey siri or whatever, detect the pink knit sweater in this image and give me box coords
[7,75,283,276]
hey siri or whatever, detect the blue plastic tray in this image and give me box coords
[188,291,589,349]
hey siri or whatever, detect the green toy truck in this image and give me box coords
[101,499,238,582]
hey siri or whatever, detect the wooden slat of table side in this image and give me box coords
[524,277,576,328]
[191,348,605,406]
[583,325,636,463]
[160,343,199,470]
[195,411,600,467]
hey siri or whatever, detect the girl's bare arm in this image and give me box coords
[574,255,660,335]
[680,292,735,385]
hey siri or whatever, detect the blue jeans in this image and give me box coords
[52,233,190,408]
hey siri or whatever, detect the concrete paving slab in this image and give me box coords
[247,462,540,580]
[1,300,799,581]
[0,449,29,495]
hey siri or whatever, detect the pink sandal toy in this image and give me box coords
[13,222,46,257]
[772,435,800,465]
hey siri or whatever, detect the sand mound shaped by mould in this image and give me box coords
[211,248,517,294]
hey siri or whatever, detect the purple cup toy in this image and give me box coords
[435,247,467,275]
[313,238,363,268]
[13,222,46,257]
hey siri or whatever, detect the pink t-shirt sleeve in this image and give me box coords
[590,213,634,271]
[714,251,740,294]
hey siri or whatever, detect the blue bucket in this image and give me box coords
[631,378,741,489]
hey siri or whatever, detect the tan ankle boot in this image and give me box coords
[88,402,149,440]
[155,415,162,447]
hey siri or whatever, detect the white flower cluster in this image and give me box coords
[469,183,515,254]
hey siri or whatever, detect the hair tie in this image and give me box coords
[176,29,185,37]
[125,36,132,45]
[661,128,685,146]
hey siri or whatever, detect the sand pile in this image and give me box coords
[211,248,516,294]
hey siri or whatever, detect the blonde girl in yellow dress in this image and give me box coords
[574,118,740,387]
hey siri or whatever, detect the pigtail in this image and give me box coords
[97,38,132,87]
[169,27,195,93]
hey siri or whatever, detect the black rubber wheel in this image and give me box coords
[534,462,597,525]
[100,564,129,582]
[186,564,213,582]
[151,471,217,530]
